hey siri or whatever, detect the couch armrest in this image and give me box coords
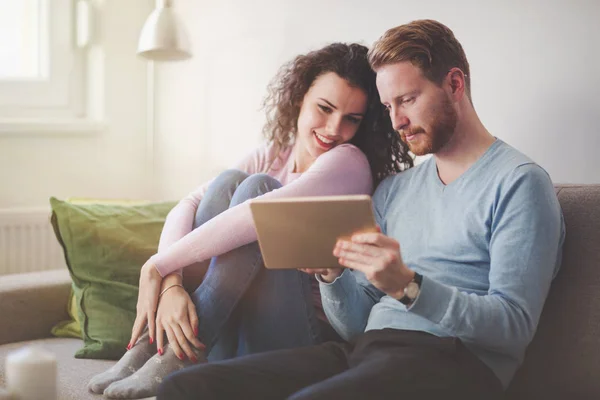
[0,269,71,345]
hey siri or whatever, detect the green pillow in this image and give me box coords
[51,290,82,339]
[49,197,177,359]
[51,198,156,340]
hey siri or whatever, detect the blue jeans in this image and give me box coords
[189,169,328,361]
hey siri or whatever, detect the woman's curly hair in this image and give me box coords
[262,42,413,184]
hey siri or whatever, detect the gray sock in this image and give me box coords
[87,330,155,394]
[103,344,207,399]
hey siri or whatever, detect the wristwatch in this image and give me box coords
[398,272,423,306]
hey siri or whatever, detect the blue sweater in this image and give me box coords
[320,139,565,389]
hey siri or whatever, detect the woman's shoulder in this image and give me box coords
[235,142,293,172]
[317,143,368,167]
[331,142,363,154]
[323,143,365,158]
[263,142,294,171]
[264,141,293,159]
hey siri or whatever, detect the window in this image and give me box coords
[0,0,47,80]
[0,0,104,134]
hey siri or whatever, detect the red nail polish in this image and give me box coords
[194,327,198,336]
[127,343,132,350]
[191,356,198,363]
[149,337,154,345]
[158,348,163,356]
[178,353,185,360]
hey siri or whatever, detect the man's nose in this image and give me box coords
[390,107,409,132]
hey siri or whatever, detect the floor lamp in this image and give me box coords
[137,0,192,200]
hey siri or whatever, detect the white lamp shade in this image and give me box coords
[137,5,191,62]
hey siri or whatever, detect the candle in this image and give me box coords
[0,387,12,400]
[5,346,57,400]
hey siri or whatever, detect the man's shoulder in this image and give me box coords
[379,157,430,188]
[490,140,552,185]
[490,140,534,168]
[372,160,431,210]
[482,141,557,211]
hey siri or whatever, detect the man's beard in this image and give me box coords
[400,94,457,156]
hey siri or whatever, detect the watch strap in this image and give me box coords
[398,272,423,306]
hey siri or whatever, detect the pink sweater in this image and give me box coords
[151,142,373,277]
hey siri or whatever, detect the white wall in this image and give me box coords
[1,0,597,208]
[0,0,153,208]
[154,0,600,201]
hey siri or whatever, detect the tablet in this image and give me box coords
[249,195,377,269]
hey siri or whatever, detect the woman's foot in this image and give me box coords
[88,330,155,394]
[103,344,207,399]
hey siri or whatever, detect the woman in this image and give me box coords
[90,42,413,399]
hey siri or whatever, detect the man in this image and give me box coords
[157,19,565,399]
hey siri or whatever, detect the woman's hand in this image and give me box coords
[156,286,205,362]
[128,260,163,350]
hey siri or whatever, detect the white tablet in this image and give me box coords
[249,195,377,269]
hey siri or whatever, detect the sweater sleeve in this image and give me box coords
[151,144,373,277]
[408,164,565,352]
[155,145,268,269]
[318,175,391,340]
[319,270,384,340]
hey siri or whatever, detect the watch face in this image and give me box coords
[405,282,420,298]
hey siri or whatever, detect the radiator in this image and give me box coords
[0,208,66,276]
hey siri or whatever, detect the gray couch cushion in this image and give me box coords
[508,185,600,398]
[0,270,71,346]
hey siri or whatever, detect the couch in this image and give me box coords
[0,184,599,399]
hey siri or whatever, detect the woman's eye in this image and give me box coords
[346,116,361,125]
[318,104,332,113]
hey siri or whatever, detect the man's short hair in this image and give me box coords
[368,19,472,100]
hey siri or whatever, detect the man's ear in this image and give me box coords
[447,68,466,98]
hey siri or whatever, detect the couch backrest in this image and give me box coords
[507,184,600,398]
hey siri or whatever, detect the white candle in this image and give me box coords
[5,346,57,400]
[0,387,12,400]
